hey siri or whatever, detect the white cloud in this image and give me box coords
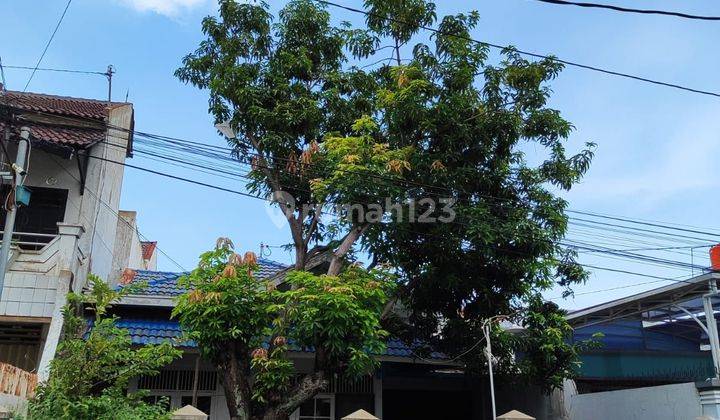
[118,0,209,17]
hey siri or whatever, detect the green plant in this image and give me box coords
[28,275,181,420]
[172,240,394,420]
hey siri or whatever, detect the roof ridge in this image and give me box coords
[5,89,128,106]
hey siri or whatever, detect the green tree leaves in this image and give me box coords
[29,275,181,420]
[172,240,394,418]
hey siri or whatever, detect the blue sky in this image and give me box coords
[2,0,719,309]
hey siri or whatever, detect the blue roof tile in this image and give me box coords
[120,259,287,297]
[111,318,445,360]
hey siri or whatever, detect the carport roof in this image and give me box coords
[567,272,720,328]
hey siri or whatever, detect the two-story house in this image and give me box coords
[0,85,134,379]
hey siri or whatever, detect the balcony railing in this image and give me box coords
[0,231,57,251]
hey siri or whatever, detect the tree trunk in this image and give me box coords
[261,409,290,420]
[216,344,252,420]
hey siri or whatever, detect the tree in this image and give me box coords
[172,240,394,420]
[356,1,596,391]
[177,0,594,406]
[29,275,181,420]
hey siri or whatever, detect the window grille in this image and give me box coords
[137,369,217,391]
[326,375,372,394]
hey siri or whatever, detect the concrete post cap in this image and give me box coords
[497,410,535,420]
[56,223,85,237]
[341,409,379,420]
[171,405,208,420]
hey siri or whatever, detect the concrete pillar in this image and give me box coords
[56,223,84,291]
[373,374,382,419]
[697,379,720,419]
[37,223,84,381]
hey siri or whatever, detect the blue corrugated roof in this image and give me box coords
[121,259,287,297]
[114,318,445,360]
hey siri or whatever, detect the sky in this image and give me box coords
[1,0,719,310]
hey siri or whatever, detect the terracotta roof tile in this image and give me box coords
[140,241,157,260]
[0,121,105,148]
[0,89,131,151]
[1,90,121,120]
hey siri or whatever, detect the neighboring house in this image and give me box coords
[568,272,719,392]
[562,272,720,419]
[112,210,157,283]
[0,86,134,379]
[112,263,514,420]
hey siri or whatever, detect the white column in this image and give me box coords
[373,374,382,419]
[37,223,84,381]
[698,380,720,420]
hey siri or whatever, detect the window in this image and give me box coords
[295,395,334,420]
[141,394,171,410]
[0,185,68,249]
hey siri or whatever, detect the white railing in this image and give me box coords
[0,231,58,251]
[0,224,83,276]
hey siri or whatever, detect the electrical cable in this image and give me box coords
[99,136,717,273]
[4,106,715,276]
[313,0,720,98]
[23,0,73,92]
[568,209,720,237]
[81,152,711,283]
[47,154,187,272]
[18,108,720,241]
[3,65,106,76]
[531,0,720,21]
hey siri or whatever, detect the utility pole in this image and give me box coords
[484,321,497,420]
[105,65,114,102]
[703,278,720,378]
[0,127,29,300]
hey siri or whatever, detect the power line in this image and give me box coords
[8,113,715,249]
[103,132,720,259]
[118,137,719,250]
[47,154,187,272]
[568,209,720,238]
[548,277,675,300]
[313,0,720,99]
[99,142,715,300]
[8,107,718,272]
[82,152,711,281]
[4,65,106,76]
[23,0,73,92]
[14,106,720,244]
[531,0,720,21]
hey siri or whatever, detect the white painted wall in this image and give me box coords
[111,210,145,285]
[81,104,132,283]
[568,382,702,420]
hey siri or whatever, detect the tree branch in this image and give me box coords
[303,204,323,248]
[327,224,370,276]
[276,371,327,416]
